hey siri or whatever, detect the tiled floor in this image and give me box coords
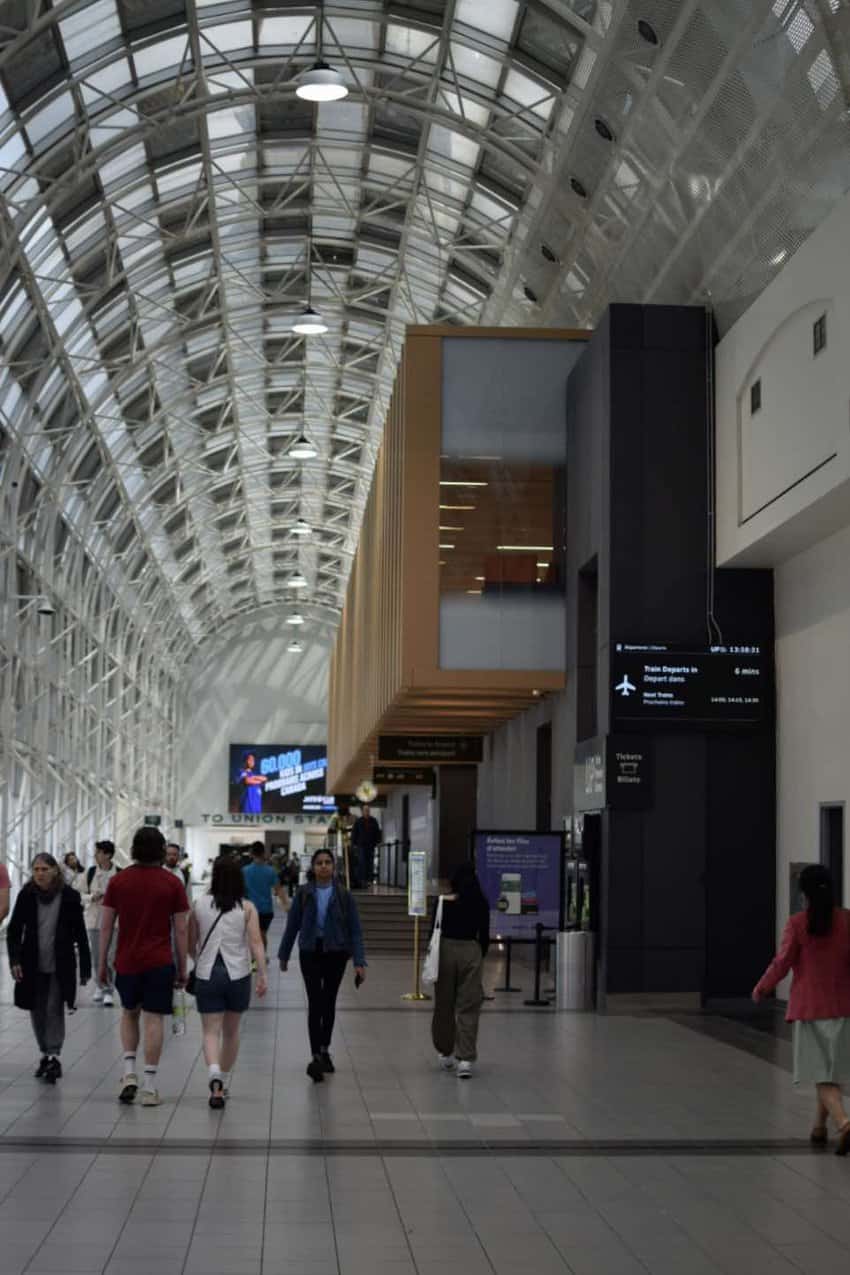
[1,922,848,1274]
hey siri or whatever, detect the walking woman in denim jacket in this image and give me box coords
[278,848,367,1082]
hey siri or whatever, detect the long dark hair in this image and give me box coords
[799,864,835,937]
[451,861,486,903]
[210,855,245,913]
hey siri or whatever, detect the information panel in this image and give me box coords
[474,831,563,939]
[611,642,768,727]
[407,850,428,918]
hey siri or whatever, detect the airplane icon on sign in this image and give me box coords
[615,674,636,697]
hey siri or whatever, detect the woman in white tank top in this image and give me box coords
[189,856,267,1108]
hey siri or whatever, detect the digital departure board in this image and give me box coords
[610,642,769,727]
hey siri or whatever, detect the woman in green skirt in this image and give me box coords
[753,865,850,1154]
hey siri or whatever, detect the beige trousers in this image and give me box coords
[431,938,484,1062]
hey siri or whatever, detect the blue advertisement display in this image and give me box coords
[228,744,333,814]
[473,831,563,938]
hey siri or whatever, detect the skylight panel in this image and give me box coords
[259,15,314,46]
[427,124,481,170]
[502,69,554,120]
[60,1,122,64]
[80,57,134,109]
[0,130,27,184]
[450,43,502,90]
[386,23,439,65]
[208,106,254,140]
[807,48,839,108]
[202,22,254,55]
[439,89,490,128]
[456,0,518,45]
[325,17,379,54]
[27,92,75,147]
[133,36,191,81]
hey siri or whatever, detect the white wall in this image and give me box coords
[774,522,850,939]
[716,191,850,568]
[477,690,570,831]
[177,609,330,832]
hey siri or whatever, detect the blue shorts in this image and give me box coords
[195,954,252,1015]
[115,964,175,1015]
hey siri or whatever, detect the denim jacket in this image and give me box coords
[278,881,366,967]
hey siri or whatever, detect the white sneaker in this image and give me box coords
[92,989,104,1004]
[438,1054,455,1071]
[118,1073,138,1104]
[102,992,114,1007]
[457,1060,473,1080]
[141,1089,161,1107]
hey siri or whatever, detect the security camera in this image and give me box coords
[36,596,56,616]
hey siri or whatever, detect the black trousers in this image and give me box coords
[299,946,349,1055]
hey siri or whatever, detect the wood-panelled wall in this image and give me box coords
[328,326,587,794]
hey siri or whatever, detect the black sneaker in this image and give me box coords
[208,1078,226,1110]
[44,1056,62,1084]
[34,1056,49,1079]
[306,1056,325,1083]
[320,1051,335,1074]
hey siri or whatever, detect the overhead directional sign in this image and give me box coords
[611,642,768,727]
[378,735,484,763]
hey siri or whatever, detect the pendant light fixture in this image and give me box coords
[289,433,318,460]
[287,570,308,590]
[287,639,304,654]
[289,518,312,538]
[291,306,328,336]
[286,612,305,626]
[296,60,348,103]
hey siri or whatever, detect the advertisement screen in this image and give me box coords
[228,744,333,814]
[611,642,768,727]
[474,831,563,939]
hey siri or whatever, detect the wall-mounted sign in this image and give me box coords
[143,814,161,827]
[378,735,484,763]
[611,642,769,727]
[573,736,651,812]
[200,812,330,827]
[374,765,436,788]
[408,850,428,918]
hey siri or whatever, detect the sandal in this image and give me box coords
[810,1125,828,1147]
[208,1078,225,1110]
[835,1123,850,1157]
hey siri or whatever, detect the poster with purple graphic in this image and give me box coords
[473,831,564,938]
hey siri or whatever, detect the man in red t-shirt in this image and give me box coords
[101,827,189,1107]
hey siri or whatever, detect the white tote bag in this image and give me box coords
[421,896,444,986]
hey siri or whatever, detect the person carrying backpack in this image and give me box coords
[278,848,366,1082]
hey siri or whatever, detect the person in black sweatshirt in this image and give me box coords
[430,862,490,1078]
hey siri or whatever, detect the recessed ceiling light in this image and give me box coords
[292,306,328,335]
[637,19,660,45]
[439,481,488,488]
[289,433,318,460]
[440,504,476,510]
[497,545,554,552]
[286,613,305,626]
[295,61,349,103]
[439,543,455,550]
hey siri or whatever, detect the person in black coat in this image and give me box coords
[7,853,91,1084]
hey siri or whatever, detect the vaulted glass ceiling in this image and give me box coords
[1,0,848,666]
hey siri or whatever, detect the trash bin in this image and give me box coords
[556,930,596,1010]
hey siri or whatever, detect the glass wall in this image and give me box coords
[439,337,584,669]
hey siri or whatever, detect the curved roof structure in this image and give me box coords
[1,0,848,658]
[0,1,848,858]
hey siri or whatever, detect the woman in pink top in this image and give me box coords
[753,865,850,1154]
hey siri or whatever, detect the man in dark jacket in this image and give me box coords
[350,805,381,888]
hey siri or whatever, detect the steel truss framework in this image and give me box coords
[0,0,848,872]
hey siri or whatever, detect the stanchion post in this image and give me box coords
[524,923,551,1007]
[401,914,431,1002]
[494,936,522,993]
